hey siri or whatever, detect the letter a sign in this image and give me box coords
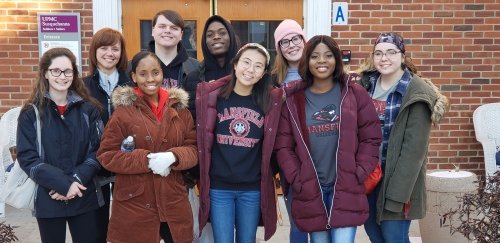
[332,2,348,25]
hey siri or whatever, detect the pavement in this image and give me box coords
[1,196,422,243]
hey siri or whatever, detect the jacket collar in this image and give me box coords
[90,70,131,86]
[111,85,190,110]
[44,90,83,106]
[367,69,412,97]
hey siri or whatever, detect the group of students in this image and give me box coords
[15,8,449,243]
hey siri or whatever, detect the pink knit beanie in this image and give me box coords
[274,19,306,50]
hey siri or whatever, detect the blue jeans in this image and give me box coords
[364,184,411,243]
[209,189,261,243]
[310,185,356,243]
[284,188,309,243]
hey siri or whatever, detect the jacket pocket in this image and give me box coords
[114,183,145,201]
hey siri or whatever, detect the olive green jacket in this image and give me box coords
[376,75,449,222]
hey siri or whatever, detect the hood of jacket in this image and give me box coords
[405,76,449,126]
[422,77,449,125]
[111,86,189,110]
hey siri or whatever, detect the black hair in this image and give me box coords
[299,35,345,87]
[218,45,271,112]
[129,51,162,82]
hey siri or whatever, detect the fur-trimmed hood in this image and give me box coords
[111,86,189,110]
[421,77,449,125]
[403,75,450,126]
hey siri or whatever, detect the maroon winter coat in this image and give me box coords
[196,75,284,240]
[274,74,381,232]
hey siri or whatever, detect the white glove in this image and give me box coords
[147,152,176,177]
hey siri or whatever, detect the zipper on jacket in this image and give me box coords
[284,98,327,220]
[107,97,112,118]
[53,106,65,120]
[327,80,349,226]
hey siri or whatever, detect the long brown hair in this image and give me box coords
[24,48,102,116]
[88,28,128,74]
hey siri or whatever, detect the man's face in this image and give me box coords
[152,15,183,49]
[205,21,230,57]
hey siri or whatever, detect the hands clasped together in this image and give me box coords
[147,152,177,177]
[49,182,86,201]
[48,152,177,200]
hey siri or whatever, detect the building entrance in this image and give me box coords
[122,0,303,60]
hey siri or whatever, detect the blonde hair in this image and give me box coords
[270,48,289,86]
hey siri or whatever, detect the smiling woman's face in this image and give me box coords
[132,55,163,101]
[46,56,73,94]
[308,42,336,83]
[373,42,404,77]
[233,49,267,95]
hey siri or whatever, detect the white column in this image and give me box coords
[303,0,332,38]
[92,0,122,33]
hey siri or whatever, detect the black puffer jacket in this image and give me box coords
[17,92,103,218]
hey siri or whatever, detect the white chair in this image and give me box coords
[0,107,22,217]
[473,102,500,178]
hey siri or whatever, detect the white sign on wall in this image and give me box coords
[37,12,82,72]
[332,2,348,25]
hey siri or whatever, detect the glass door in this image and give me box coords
[122,0,303,61]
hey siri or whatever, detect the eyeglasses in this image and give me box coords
[373,49,402,60]
[279,35,303,48]
[238,58,265,74]
[49,68,73,77]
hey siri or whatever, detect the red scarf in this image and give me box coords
[134,87,169,121]
[56,105,66,115]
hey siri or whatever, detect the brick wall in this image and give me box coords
[0,0,93,114]
[334,0,500,175]
[0,0,499,176]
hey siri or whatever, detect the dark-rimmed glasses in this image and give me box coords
[279,35,303,48]
[48,68,73,77]
[373,49,402,60]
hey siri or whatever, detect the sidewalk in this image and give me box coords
[1,196,422,242]
[257,196,422,243]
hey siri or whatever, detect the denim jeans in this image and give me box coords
[284,188,309,243]
[209,189,261,243]
[309,185,356,243]
[364,184,411,243]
